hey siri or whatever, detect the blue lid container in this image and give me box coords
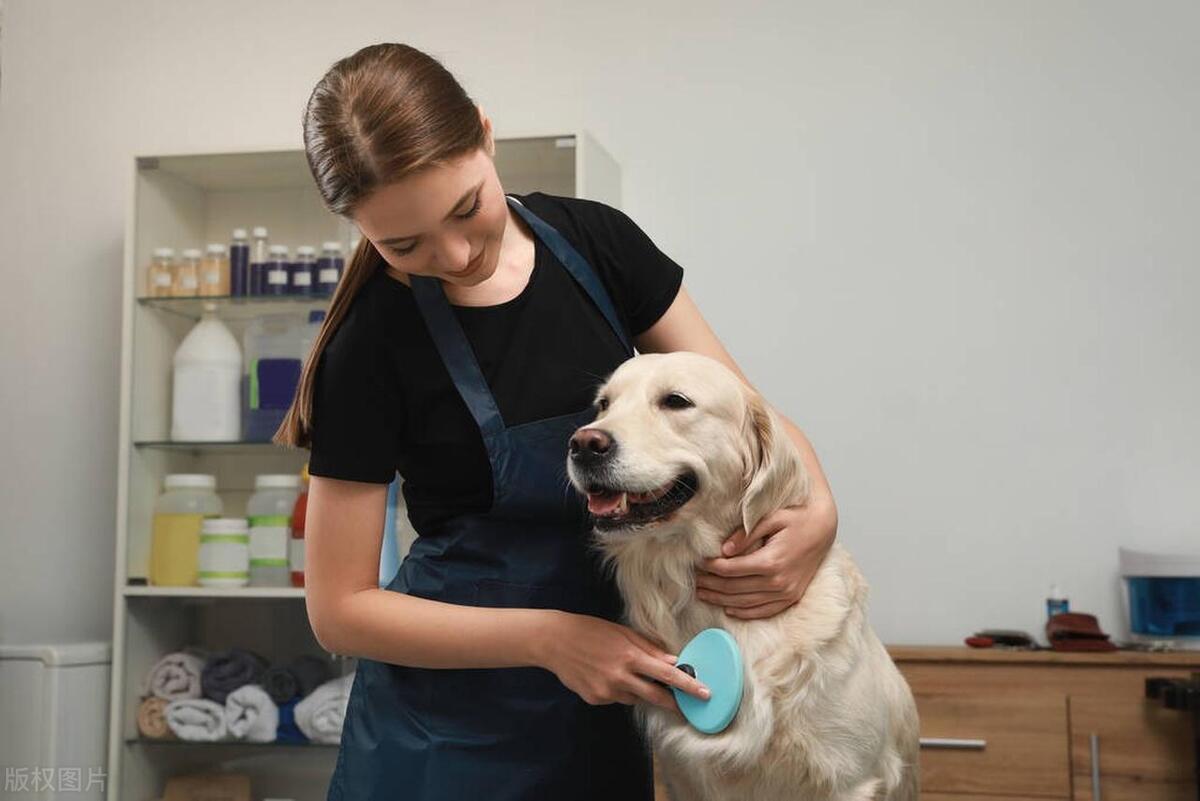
[1120,547,1200,648]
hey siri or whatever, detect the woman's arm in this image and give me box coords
[304,475,552,669]
[634,285,839,618]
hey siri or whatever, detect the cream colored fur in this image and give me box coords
[568,352,920,801]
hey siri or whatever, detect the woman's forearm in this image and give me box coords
[772,405,838,525]
[315,588,562,669]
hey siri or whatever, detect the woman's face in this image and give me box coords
[352,145,509,288]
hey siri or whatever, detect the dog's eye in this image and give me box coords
[596,397,610,412]
[660,392,695,410]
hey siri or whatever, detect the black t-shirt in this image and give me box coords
[307,191,684,534]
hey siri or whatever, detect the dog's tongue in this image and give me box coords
[587,491,626,516]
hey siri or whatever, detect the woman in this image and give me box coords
[277,43,838,801]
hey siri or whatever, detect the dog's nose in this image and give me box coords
[569,428,614,462]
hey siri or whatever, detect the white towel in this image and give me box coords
[294,672,354,744]
[225,684,278,743]
[164,698,228,742]
[141,650,207,701]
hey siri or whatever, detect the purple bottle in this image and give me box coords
[264,245,290,296]
[317,241,344,296]
[291,246,316,296]
[249,227,269,296]
[230,229,250,297]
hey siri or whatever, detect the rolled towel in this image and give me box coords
[225,684,279,743]
[201,648,268,705]
[275,698,308,744]
[140,650,206,701]
[290,654,334,697]
[137,697,175,740]
[263,654,334,705]
[261,666,298,706]
[164,698,228,742]
[295,672,354,744]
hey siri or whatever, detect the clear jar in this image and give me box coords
[316,241,343,296]
[264,245,290,296]
[198,518,250,587]
[147,247,176,298]
[247,474,300,587]
[291,245,316,296]
[199,243,230,297]
[173,248,203,297]
[150,474,222,586]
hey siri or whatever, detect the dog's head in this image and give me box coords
[566,352,807,543]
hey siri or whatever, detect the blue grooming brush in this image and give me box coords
[669,628,744,734]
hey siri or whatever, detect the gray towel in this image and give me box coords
[263,654,334,705]
[201,648,268,705]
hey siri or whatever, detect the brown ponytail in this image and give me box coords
[274,43,488,449]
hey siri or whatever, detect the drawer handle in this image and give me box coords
[919,737,987,750]
[1090,733,1101,801]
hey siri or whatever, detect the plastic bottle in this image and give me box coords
[171,303,242,441]
[147,247,176,298]
[242,313,305,441]
[265,245,290,296]
[230,229,250,297]
[199,243,230,297]
[250,227,270,296]
[198,518,250,587]
[150,474,222,586]
[316,242,343,296]
[173,248,203,297]
[291,245,317,296]
[291,465,309,587]
[1046,584,1070,620]
[248,474,301,587]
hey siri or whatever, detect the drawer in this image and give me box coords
[926,795,1061,801]
[916,691,1070,798]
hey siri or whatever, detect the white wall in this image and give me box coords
[1,0,1197,647]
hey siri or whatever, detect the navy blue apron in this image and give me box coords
[327,195,655,800]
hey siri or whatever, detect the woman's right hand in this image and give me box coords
[536,611,711,712]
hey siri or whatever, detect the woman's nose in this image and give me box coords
[435,236,473,273]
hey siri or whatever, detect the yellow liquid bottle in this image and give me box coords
[150,513,205,586]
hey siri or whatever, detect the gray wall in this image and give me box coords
[1,0,1197,647]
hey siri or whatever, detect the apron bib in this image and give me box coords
[327,195,654,800]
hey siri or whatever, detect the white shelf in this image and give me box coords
[123,585,305,599]
[109,132,621,801]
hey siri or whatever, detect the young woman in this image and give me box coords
[277,42,838,801]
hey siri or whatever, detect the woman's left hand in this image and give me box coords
[694,490,838,620]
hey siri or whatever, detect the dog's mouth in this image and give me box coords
[584,471,699,531]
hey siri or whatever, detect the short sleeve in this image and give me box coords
[307,308,403,484]
[529,194,684,337]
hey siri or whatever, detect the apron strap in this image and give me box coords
[409,194,633,438]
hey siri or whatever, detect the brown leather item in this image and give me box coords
[1045,612,1118,652]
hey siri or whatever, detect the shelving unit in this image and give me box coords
[107,132,622,800]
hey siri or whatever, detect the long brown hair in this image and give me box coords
[274,43,488,449]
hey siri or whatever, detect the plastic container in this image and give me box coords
[1046,584,1069,620]
[230,228,250,297]
[316,241,343,296]
[171,303,242,441]
[173,248,202,297]
[150,474,222,586]
[198,517,250,587]
[146,247,175,298]
[1119,547,1200,649]
[291,245,317,296]
[265,245,290,297]
[248,474,301,587]
[199,243,229,297]
[291,465,309,587]
[242,313,306,441]
[250,226,269,296]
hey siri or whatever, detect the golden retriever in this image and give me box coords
[566,351,919,801]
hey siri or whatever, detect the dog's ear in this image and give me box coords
[740,388,809,537]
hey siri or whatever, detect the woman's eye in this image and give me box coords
[660,392,694,410]
[389,244,416,257]
[456,194,482,219]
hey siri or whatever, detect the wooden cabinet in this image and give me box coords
[889,646,1199,801]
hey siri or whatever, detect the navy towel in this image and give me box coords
[200,648,268,705]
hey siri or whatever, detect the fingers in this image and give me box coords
[697,589,783,609]
[724,598,794,620]
[639,654,710,701]
[626,675,677,711]
[701,545,778,578]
